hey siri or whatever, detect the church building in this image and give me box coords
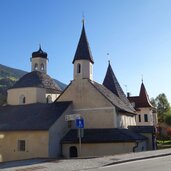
[7,46,62,105]
[0,21,157,162]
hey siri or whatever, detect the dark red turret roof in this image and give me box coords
[128,82,154,108]
[72,23,94,64]
[103,62,135,111]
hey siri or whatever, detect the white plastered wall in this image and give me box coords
[136,107,154,126]
[7,87,46,105]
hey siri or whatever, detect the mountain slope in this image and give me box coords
[0,64,27,80]
[0,64,67,105]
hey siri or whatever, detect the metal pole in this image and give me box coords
[79,128,81,156]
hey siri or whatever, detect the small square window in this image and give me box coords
[18,140,26,151]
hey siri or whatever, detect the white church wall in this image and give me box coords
[136,107,154,126]
[58,79,118,128]
[7,87,46,105]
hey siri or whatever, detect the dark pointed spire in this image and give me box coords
[103,62,132,107]
[103,62,121,97]
[139,82,153,107]
[72,22,94,64]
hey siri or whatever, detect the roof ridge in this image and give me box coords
[89,80,136,114]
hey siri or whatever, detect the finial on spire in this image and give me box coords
[82,12,85,25]
[141,74,143,83]
[39,43,41,50]
[107,53,110,64]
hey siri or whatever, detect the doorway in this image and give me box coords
[69,146,78,157]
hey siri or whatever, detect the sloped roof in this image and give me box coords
[103,62,132,109]
[128,83,154,108]
[0,101,72,131]
[61,128,147,144]
[72,23,94,64]
[90,80,136,114]
[128,126,156,133]
[11,71,62,93]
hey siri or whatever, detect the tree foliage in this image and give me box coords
[165,112,171,126]
[155,93,171,123]
[150,97,156,108]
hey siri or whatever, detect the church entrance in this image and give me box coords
[69,146,78,157]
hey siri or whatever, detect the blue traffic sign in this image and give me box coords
[76,118,84,128]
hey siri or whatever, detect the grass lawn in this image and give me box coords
[157,139,171,149]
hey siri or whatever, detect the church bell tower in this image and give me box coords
[72,21,94,80]
[31,46,48,74]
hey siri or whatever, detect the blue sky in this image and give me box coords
[1,0,171,102]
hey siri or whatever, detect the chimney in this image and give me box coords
[127,92,130,97]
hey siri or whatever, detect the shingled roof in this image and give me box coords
[90,80,136,114]
[61,128,147,144]
[128,82,154,108]
[103,62,133,110]
[11,71,62,93]
[72,23,94,64]
[128,126,156,133]
[0,101,72,131]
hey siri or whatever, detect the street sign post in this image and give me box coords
[75,118,84,156]
[65,114,84,157]
[76,118,84,128]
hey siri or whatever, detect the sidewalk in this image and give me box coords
[1,148,171,171]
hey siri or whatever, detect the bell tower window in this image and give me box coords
[77,63,81,73]
[34,63,38,70]
[40,63,44,71]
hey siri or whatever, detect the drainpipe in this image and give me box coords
[133,141,139,152]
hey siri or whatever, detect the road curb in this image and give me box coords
[104,152,171,166]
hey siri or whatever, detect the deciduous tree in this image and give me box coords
[155,93,170,123]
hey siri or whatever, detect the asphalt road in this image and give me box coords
[2,149,171,171]
[90,155,171,171]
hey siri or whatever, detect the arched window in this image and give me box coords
[34,63,38,70]
[77,63,81,73]
[40,63,44,71]
[19,95,26,104]
[23,97,26,104]
[46,95,52,103]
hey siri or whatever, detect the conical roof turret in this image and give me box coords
[72,23,94,64]
[103,62,132,107]
[139,82,153,107]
